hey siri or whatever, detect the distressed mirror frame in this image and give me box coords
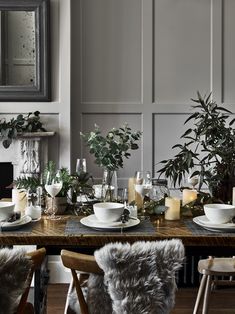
[0,0,50,101]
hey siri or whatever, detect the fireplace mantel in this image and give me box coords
[0,131,55,179]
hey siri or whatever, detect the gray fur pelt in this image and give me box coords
[95,239,185,314]
[0,248,32,314]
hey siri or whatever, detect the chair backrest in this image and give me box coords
[16,247,46,314]
[61,239,184,314]
[61,250,103,314]
[0,247,46,314]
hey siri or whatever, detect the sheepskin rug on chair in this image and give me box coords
[94,239,185,314]
[0,248,31,314]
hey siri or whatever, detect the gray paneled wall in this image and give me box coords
[71,0,235,188]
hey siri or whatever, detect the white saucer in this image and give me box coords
[0,215,32,231]
[80,214,140,231]
[193,215,235,232]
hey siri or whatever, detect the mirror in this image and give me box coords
[0,0,50,101]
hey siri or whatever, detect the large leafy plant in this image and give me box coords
[81,124,142,171]
[158,92,235,202]
[0,111,46,148]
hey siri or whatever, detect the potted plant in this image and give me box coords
[81,123,142,201]
[43,161,73,214]
[158,92,235,204]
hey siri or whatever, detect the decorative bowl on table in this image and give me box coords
[0,202,15,221]
[93,202,124,223]
[204,204,235,224]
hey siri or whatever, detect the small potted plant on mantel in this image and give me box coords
[158,92,235,204]
[81,123,142,201]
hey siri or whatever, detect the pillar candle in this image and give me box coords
[128,177,136,204]
[232,187,235,206]
[182,189,197,206]
[165,197,181,220]
[12,188,27,213]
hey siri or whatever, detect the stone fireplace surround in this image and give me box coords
[0,132,55,181]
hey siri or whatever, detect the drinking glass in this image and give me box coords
[76,158,87,174]
[45,170,63,220]
[134,171,152,215]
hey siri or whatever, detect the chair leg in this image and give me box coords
[193,274,207,314]
[202,275,212,314]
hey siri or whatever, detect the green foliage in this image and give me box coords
[14,176,41,192]
[69,172,93,204]
[0,111,46,148]
[158,92,235,191]
[80,124,142,171]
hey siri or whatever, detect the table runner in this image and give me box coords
[65,218,156,235]
[185,220,235,236]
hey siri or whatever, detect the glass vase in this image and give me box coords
[102,169,118,202]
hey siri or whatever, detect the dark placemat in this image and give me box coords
[65,218,155,235]
[0,221,34,233]
[185,220,235,236]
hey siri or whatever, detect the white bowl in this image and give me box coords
[0,202,15,221]
[93,202,124,223]
[204,204,235,224]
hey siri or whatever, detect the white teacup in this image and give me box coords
[204,204,235,224]
[93,202,124,223]
[25,205,42,220]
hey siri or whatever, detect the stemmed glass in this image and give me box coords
[76,158,87,174]
[45,170,63,220]
[135,171,152,215]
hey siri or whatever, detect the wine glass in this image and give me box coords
[76,158,87,174]
[45,170,63,220]
[188,170,199,190]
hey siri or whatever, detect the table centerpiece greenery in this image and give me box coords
[157,91,235,205]
[81,123,142,201]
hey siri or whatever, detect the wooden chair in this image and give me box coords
[16,247,46,314]
[61,249,103,314]
[61,239,184,314]
[193,256,235,314]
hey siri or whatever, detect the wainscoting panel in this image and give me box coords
[154,0,212,104]
[80,0,142,104]
[222,0,235,104]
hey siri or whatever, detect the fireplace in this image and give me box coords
[0,162,13,198]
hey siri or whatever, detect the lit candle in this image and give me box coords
[182,189,197,206]
[165,197,181,220]
[233,187,235,205]
[12,188,27,213]
[128,177,136,204]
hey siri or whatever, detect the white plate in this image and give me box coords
[193,215,235,232]
[0,215,32,231]
[80,214,140,231]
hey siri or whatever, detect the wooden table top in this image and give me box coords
[1,215,235,249]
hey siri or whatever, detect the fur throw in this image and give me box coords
[95,239,185,314]
[0,248,32,314]
[69,239,184,314]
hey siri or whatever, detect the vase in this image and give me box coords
[210,176,235,204]
[102,169,118,202]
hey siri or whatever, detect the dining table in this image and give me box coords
[1,214,235,314]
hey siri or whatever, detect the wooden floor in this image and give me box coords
[47,284,235,314]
